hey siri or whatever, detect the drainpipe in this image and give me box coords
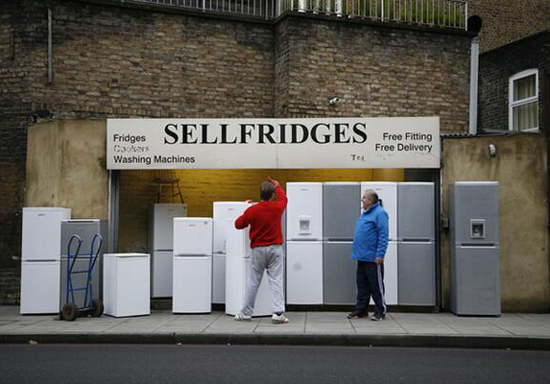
[469,36,479,135]
[467,16,483,135]
[47,8,53,84]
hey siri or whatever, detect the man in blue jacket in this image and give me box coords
[348,189,389,321]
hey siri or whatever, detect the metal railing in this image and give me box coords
[132,0,468,29]
[133,0,278,19]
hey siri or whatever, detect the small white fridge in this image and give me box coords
[225,225,272,316]
[20,207,71,314]
[103,253,150,317]
[172,218,212,313]
[148,203,187,298]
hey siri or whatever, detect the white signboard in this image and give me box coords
[107,117,439,170]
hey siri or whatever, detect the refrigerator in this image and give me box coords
[212,202,251,305]
[103,253,150,317]
[148,203,187,298]
[20,207,71,314]
[286,182,323,305]
[225,225,272,316]
[361,182,398,305]
[322,182,360,305]
[172,218,212,313]
[397,182,436,306]
[60,219,108,311]
[450,182,500,316]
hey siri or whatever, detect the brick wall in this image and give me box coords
[0,0,471,302]
[468,0,550,52]
[479,31,550,131]
[276,16,471,132]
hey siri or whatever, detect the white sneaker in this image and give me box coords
[234,312,251,321]
[272,313,289,324]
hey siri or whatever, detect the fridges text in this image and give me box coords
[113,134,146,144]
[163,122,368,145]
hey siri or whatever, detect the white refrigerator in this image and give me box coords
[172,218,212,313]
[148,203,187,298]
[225,225,272,316]
[212,202,251,305]
[286,182,323,305]
[103,253,150,317]
[20,207,71,314]
[361,182,398,305]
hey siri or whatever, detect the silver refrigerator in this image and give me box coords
[60,219,108,311]
[322,182,361,305]
[397,182,436,306]
[450,182,500,316]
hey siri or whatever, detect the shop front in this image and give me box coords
[25,117,442,314]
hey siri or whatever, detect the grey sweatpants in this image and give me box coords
[241,244,285,316]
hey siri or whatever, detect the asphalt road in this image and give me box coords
[1,344,549,384]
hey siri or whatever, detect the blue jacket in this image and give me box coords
[351,202,389,262]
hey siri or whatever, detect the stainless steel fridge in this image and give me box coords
[148,203,187,298]
[450,182,500,316]
[397,182,436,306]
[322,182,361,305]
[60,219,108,311]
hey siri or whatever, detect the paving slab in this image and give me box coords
[1,306,550,349]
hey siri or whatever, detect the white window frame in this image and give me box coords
[508,69,539,132]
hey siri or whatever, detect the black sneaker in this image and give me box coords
[371,314,386,321]
[347,310,368,319]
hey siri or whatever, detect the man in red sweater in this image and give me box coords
[234,177,289,324]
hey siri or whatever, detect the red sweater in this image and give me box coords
[234,185,288,248]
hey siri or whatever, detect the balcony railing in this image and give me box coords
[131,0,468,29]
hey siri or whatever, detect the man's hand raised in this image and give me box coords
[267,177,280,188]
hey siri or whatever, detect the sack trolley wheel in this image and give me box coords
[91,299,104,318]
[62,302,79,321]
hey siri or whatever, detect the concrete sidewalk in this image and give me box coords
[1,306,550,350]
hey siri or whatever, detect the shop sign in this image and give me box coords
[107,117,439,169]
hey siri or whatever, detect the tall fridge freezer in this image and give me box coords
[213,202,250,305]
[450,182,500,316]
[225,224,272,316]
[361,182,398,305]
[172,218,212,313]
[20,207,71,314]
[286,182,323,305]
[60,219,108,311]
[322,182,361,305]
[148,203,187,298]
[397,182,436,306]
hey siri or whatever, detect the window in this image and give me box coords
[509,69,539,132]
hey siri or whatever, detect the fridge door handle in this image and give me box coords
[459,243,498,248]
[401,238,432,242]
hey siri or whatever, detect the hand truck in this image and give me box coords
[61,233,104,321]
